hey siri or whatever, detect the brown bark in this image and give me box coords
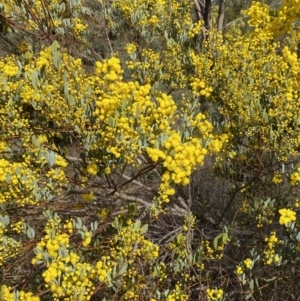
[217,0,226,31]
[204,0,212,31]
[194,0,212,39]
[194,0,226,37]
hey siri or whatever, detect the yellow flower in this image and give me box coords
[274,254,280,263]
[278,208,296,225]
[82,192,94,202]
[3,64,19,77]
[87,163,97,175]
[206,288,224,300]
[98,269,107,282]
[244,258,253,269]
[104,167,111,174]
[55,155,68,167]
[83,235,91,247]
[272,173,283,184]
[236,266,243,274]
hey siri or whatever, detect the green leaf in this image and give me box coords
[32,135,37,146]
[91,221,98,232]
[134,219,141,231]
[63,71,68,95]
[76,217,83,229]
[15,166,21,175]
[52,51,61,68]
[176,233,184,244]
[31,73,37,88]
[118,263,128,276]
[46,151,56,167]
[51,40,59,52]
[108,116,115,127]
[17,60,22,70]
[213,235,219,249]
[27,227,35,239]
[51,41,61,67]
[68,94,75,106]
[140,224,148,234]
[263,276,277,282]
[121,99,127,110]
[0,215,10,227]
[5,173,11,184]
[58,244,68,257]
[249,279,254,291]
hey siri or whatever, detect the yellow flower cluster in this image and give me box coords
[267,0,300,37]
[188,20,203,38]
[2,0,88,41]
[206,288,224,301]
[110,220,159,263]
[2,63,19,77]
[112,0,204,88]
[235,266,243,275]
[166,284,188,301]
[34,225,70,259]
[236,257,254,276]
[0,41,221,220]
[10,220,24,233]
[92,219,160,299]
[91,53,203,181]
[73,18,88,35]
[82,231,92,247]
[147,118,227,205]
[190,79,213,98]
[112,0,194,38]
[169,233,188,259]
[265,231,279,248]
[263,231,281,265]
[82,192,94,202]
[0,221,21,266]
[290,166,300,185]
[30,212,194,301]
[63,219,73,233]
[201,239,225,260]
[272,173,283,184]
[282,46,300,76]
[45,258,95,301]
[55,155,68,168]
[95,57,123,81]
[125,43,138,55]
[243,258,253,269]
[0,285,40,301]
[245,2,270,28]
[87,163,98,175]
[182,213,196,232]
[126,47,162,84]
[278,208,296,225]
[32,216,96,300]
[0,158,45,206]
[95,258,113,283]
[192,16,300,160]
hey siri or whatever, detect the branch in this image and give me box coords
[215,169,263,227]
[217,0,226,31]
[113,191,152,208]
[106,162,160,197]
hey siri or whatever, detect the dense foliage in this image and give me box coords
[1,0,300,300]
